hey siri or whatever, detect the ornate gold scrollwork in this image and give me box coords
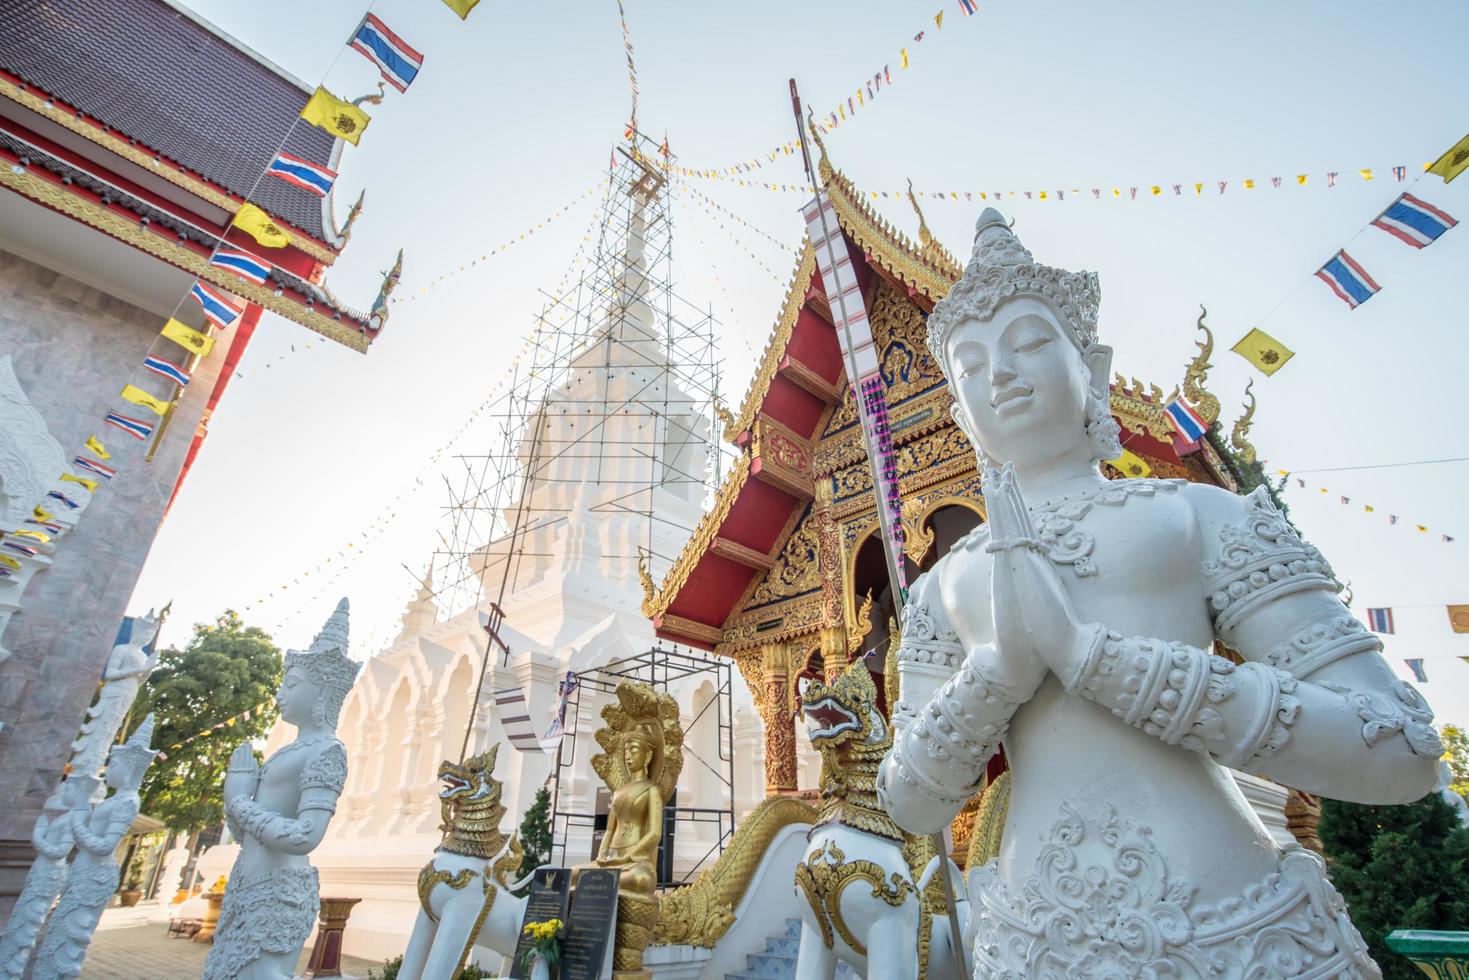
[794,841,916,954]
[416,866,476,922]
[1230,380,1259,467]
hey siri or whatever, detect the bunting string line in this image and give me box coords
[674,187,798,287]
[682,183,799,249]
[153,699,275,762]
[1279,470,1457,544]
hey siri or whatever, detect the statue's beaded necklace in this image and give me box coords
[958,478,1187,576]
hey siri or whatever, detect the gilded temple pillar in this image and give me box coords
[758,643,798,795]
[819,625,847,683]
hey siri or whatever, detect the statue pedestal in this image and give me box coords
[192,888,225,943]
[304,897,362,977]
[1385,930,1469,979]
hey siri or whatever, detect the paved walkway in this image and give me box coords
[75,902,382,979]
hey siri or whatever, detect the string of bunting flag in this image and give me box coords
[1345,605,1469,684]
[1279,471,1456,544]
[673,186,799,287]
[153,699,276,762]
[677,162,1429,203]
[2,0,491,572]
[675,1,981,178]
[1221,131,1467,380]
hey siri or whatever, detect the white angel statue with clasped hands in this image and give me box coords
[202,598,360,980]
[875,209,1441,979]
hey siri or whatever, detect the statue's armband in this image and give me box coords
[891,572,964,735]
[298,741,348,817]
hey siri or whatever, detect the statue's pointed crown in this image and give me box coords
[109,712,160,779]
[925,208,1101,369]
[285,598,361,728]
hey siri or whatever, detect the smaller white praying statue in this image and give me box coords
[68,612,161,791]
[0,775,95,979]
[32,717,158,980]
[203,598,360,980]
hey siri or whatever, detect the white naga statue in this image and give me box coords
[32,717,158,980]
[0,775,94,979]
[69,612,161,790]
[203,598,360,980]
[876,209,1442,979]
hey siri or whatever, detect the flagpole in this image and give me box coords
[788,78,968,980]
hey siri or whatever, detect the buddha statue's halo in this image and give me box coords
[925,207,1102,374]
[284,597,362,728]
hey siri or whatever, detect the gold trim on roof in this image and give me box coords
[1181,306,1220,427]
[0,164,372,352]
[725,243,816,442]
[648,452,752,622]
[1,77,339,262]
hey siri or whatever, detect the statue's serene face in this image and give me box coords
[943,298,1092,466]
[277,666,323,729]
[624,738,652,778]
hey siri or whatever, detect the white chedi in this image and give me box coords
[68,612,161,794]
[31,717,159,980]
[876,209,1441,979]
[203,598,361,980]
[0,775,96,979]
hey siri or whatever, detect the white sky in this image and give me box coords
[132,0,1469,728]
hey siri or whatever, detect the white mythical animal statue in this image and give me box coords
[398,744,536,980]
[203,598,360,980]
[0,775,95,978]
[876,208,1442,978]
[793,661,965,980]
[32,718,158,980]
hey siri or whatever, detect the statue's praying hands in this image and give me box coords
[222,743,260,809]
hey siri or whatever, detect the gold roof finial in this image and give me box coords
[1230,379,1259,466]
[1182,305,1221,427]
[805,109,831,181]
[637,549,658,617]
[905,178,935,251]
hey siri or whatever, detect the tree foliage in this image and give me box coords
[514,785,554,897]
[126,611,282,832]
[1321,792,1469,980]
[1442,724,1469,799]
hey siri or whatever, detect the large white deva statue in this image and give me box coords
[32,717,158,980]
[69,611,161,787]
[203,598,361,980]
[0,775,94,979]
[875,209,1441,979]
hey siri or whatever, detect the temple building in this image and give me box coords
[641,140,1307,861]
[0,0,393,917]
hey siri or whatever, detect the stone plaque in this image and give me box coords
[510,867,571,978]
[560,868,620,980]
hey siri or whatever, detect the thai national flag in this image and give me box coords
[1405,659,1428,683]
[957,0,978,13]
[105,412,154,441]
[1164,396,1208,442]
[4,541,38,557]
[266,151,336,197]
[210,246,272,285]
[1371,192,1458,249]
[144,356,191,387]
[350,13,423,93]
[1367,607,1395,634]
[190,283,242,329]
[74,457,116,480]
[1315,250,1380,309]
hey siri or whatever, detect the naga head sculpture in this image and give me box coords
[801,660,890,760]
[436,744,510,859]
[280,598,361,730]
[925,209,1120,469]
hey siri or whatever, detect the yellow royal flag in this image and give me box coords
[161,318,215,357]
[85,434,109,460]
[120,383,171,416]
[440,0,481,18]
[1107,448,1153,478]
[32,505,55,523]
[59,473,98,492]
[300,87,370,146]
[0,553,20,571]
[10,529,49,543]
[1447,604,1469,633]
[1230,327,1295,376]
[232,203,290,249]
[901,47,909,69]
[1429,132,1469,184]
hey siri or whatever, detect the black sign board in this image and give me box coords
[560,868,621,980]
[510,867,571,979]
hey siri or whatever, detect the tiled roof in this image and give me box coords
[0,0,335,241]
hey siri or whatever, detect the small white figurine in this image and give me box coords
[876,210,1440,978]
[32,718,158,980]
[0,776,95,979]
[202,599,360,980]
[68,612,161,792]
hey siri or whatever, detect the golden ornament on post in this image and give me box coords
[574,681,683,979]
